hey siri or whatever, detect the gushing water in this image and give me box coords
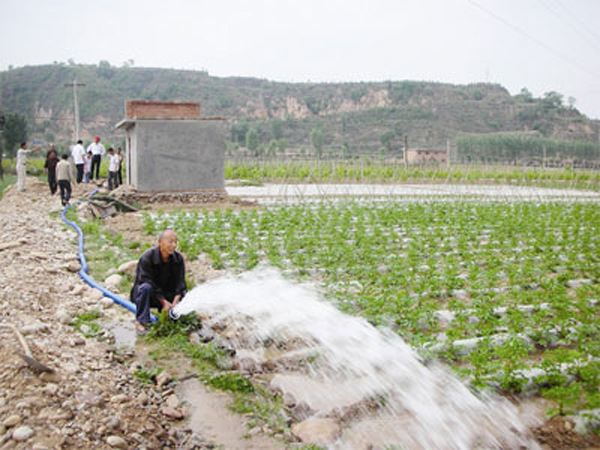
[174,267,539,449]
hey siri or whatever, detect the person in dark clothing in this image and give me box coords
[44,145,59,195]
[117,147,124,186]
[131,229,187,334]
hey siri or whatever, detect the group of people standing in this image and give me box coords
[41,136,124,206]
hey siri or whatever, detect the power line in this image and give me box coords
[468,0,600,81]
[536,0,600,53]
[549,0,600,47]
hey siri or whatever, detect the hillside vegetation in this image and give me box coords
[0,62,598,159]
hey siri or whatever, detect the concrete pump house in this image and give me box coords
[115,100,226,192]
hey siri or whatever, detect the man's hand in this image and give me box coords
[172,295,182,307]
[159,298,173,312]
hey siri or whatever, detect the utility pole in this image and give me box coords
[64,79,85,141]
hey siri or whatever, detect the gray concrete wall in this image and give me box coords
[133,120,225,192]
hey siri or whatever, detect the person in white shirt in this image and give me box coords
[87,135,106,180]
[107,147,120,190]
[71,139,86,183]
[16,142,42,192]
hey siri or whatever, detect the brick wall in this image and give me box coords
[125,100,201,119]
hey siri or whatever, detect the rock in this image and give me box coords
[117,260,138,276]
[3,415,21,427]
[106,435,128,448]
[56,311,73,325]
[21,322,49,335]
[165,394,180,409]
[136,392,149,405]
[291,418,340,445]
[161,407,185,420]
[85,289,104,302]
[75,391,104,408]
[71,336,86,346]
[377,264,389,274]
[566,279,592,288]
[100,297,114,309]
[66,261,80,273]
[104,274,123,290]
[156,371,172,388]
[12,425,34,441]
[71,285,85,296]
[110,394,128,404]
[196,326,215,343]
[564,420,573,431]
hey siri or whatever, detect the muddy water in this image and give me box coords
[176,378,283,449]
[174,267,540,449]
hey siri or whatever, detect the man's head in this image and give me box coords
[108,147,114,154]
[61,154,68,160]
[20,142,27,149]
[77,139,83,145]
[158,229,178,260]
[95,136,101,143]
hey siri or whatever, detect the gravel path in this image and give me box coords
[0,178,195,449]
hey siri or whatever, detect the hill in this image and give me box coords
[0,62,598,157]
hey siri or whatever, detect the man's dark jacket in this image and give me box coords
[130,247,187,302]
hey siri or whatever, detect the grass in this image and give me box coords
[0,175,16,199]
[72,309,103,338]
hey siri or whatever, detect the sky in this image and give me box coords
[1,0,600,119]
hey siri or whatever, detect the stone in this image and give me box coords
[75,391,104,408]
[117,260,138,276]
[66,261,80,273]
[106,435,128,448]
[100,297,114,309]
[3,415,21,427]
[111,394,128,404]
[56,311,73,325]
[83,289,105,304]
[566,279,592,288]
[21,322,49,335]
[156,371,172,388]
[161,407,185,420]
[165,394,180,409]
[71,285,85,296]
[104,274,123,290]
[136,392,149,405]
[196,326,215,343]
[291,418,340,445]
[12,425,34,441]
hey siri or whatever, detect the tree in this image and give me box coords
[97,60,114,79]
[245,128,260,156]
[271,119,283,140]
[380,130,395,153]
[517,88,534,102]
[310,126,324,159]
[542,91,564,109]
[3,113,28,157]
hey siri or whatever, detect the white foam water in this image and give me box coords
[174,267,540,449]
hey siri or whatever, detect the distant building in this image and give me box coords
[115,100,226,192]
[406,148,448,164]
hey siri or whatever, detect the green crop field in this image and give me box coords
[144,201,600,416]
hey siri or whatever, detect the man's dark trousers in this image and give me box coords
[48,171,57,195]
[76,164,84,183]
[133,283,178,325]
[91,154,101,180]
[58,180,71,206]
